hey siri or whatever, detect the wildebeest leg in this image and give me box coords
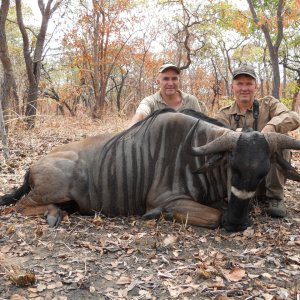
[165,200,221,229]
[44,204,65,227]
[5,151,88,226]
[11,197,67,227]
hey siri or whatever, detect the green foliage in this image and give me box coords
[204,1,252,36]
[283,81,300,104]
[232,44,265,63]
[280,97,293,109]
[219,97,234,108]
[252,0,279,16]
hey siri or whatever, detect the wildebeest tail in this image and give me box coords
[0,170,31,206]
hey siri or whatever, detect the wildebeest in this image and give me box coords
[1,109,300,232]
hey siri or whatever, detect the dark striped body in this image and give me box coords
[85,112,228,216]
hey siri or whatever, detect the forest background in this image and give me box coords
[1,2,300,298]
[0,0,300,137]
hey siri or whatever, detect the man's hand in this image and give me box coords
[261,124,276,133]
[129,111,147,127]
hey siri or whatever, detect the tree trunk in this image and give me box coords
[291,76,300,112]
[247,0,284,99]
[25,84,39,127]
[282,64,286,98]
[16,0,62,128]
[282,61,300,112]
[0,74,11,122]
[0,99,10,159]
[0,0,20,129]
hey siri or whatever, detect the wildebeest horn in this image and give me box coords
[191,131,241,155]
[264,132,300,152]
[184,120,241,156]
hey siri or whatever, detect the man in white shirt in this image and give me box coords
[130,63,206,126]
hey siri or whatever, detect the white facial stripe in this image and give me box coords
[231,186,255,199]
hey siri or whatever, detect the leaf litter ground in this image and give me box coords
[0,115,299,300]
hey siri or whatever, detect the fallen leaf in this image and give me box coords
[111,261,118,268]
[215,236,222,242]
[248,273,260,279]
[163,235,177,246]
[139,290,151,297]
[92,215,103,226]
[145,219,156,227]
[127,280,139,291]
[261,272,272,279]
[158,271,174,279]
[197,265,211,279]
[116,276,132,285]
[223,267,246,282]
[10,294,26,300]
[168,286,183,298]
[207,280,225,288]
[103,274,113,281]
[34,226,44,238]
[47,283,57,289]
[6,225,15,235]
[262,293,274,300]
[9,270,36,287]
[287,255,300,264]
[215,295,230,300]
[199,236,207,243]
[142,275,153,282]
[1,245,12,253]
[127,248,135,254]
[243,227,254,237]
[118,288,128,297]
[36,283,47,292]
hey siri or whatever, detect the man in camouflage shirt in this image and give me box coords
[216,65,300,217]
[130,63,207,126]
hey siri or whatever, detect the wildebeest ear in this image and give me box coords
[193,153,225,173]
[275,152,300,181]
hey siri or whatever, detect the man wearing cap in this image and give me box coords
[130,63,207,126]
[216,65,300,218]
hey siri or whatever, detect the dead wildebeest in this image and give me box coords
[1,109,300,232]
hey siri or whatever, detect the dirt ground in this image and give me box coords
[0,115,299,300]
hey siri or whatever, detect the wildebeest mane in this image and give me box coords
[101,108,177,154]
[100,108,229,157]
[180,109,229,128]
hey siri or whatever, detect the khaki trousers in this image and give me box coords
[256,150,290,200]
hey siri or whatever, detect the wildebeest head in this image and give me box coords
[185,120,300,232]
[224,132,271,231]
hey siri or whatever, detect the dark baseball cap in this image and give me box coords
[232,65,257,80]
[158,63,180,74]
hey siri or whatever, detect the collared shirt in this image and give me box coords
[216,96,300,133]
[136,90,207,116]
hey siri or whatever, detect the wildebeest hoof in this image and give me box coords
[143,207,174,221]
[161,209,173,221]
[221,217,252,232]
[46,214,62,227]
[44,204,63,227]
[143,207,163,219]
